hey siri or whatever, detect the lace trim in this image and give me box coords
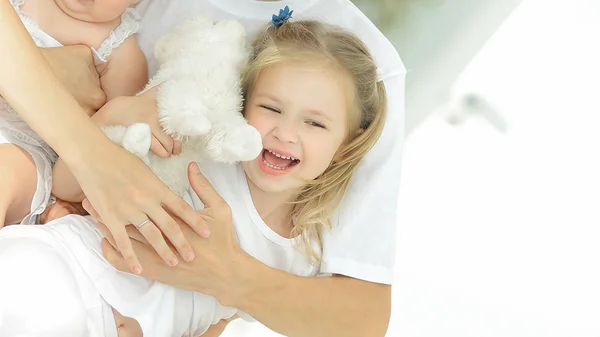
[95,8,141,61]
[0,116,56,224]
[1,99,18,116]
[9,0,24,9]
[0,124,57,164]
[0,100,56,158]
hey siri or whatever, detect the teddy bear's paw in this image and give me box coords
[223,125,264,162]
[122,123,152,164]
[205,124,263,163]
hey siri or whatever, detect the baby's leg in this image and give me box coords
[0,237,87,336]
[0,144,38,227]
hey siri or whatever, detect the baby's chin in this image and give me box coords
[54,0,122,24]
[39,205,69,224]
[39,201,86,224]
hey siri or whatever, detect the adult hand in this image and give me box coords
[78,145,210,275]
[90,162,248,304]
[41,45,106,115]
[92,87,182,157]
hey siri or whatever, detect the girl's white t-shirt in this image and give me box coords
[184,160,321,278]
[135,0,406,285]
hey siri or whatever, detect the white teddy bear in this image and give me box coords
[103,17,263,196]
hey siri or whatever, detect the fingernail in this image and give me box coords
[190,162,200,173]
[202,228,211,238]
[169,257,178,266]
[186,252,195,261]
[133,265,142,275]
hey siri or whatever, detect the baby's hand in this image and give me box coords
[41,46,106,116]
[39,198,87,224]
[92,89,181,157]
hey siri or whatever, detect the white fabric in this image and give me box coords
[188,161,320,278]
[135,0,406,284]
[0,161,320,335]
[0,216,229,337]
[0,224,116,337]
[0,1,140,224]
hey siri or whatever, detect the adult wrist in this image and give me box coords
[57,126,115,173]
[217,250,267,309]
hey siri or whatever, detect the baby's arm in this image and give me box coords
[52,159,84,202]
[97,35,148,100]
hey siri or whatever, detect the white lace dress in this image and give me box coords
[0,0,140,224]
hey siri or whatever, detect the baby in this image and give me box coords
[0,0,148,227]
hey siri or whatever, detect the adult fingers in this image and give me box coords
[144,205,195,262]
[101,238,129,273]
[106,217,142,274]
[96,219,117,248]
[125,225,149,245]
[133,216,179,266]
[162,187,210,239]
[187,162,227,209]
[82,198,102,222]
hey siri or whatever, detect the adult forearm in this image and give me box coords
[0,2,109,167]
[228,256,392,337]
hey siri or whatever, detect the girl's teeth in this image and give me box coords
[268,150,296,161]
[263,159,287,170]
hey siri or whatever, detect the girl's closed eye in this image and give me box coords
[260,105,281,113]
[306,120,326,129]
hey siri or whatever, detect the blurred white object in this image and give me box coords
[441,92,508,133]
[390,1,600,337]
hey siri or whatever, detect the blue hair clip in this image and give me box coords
[272,5,293,28]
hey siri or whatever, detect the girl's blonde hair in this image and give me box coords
[242,20,387,262]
